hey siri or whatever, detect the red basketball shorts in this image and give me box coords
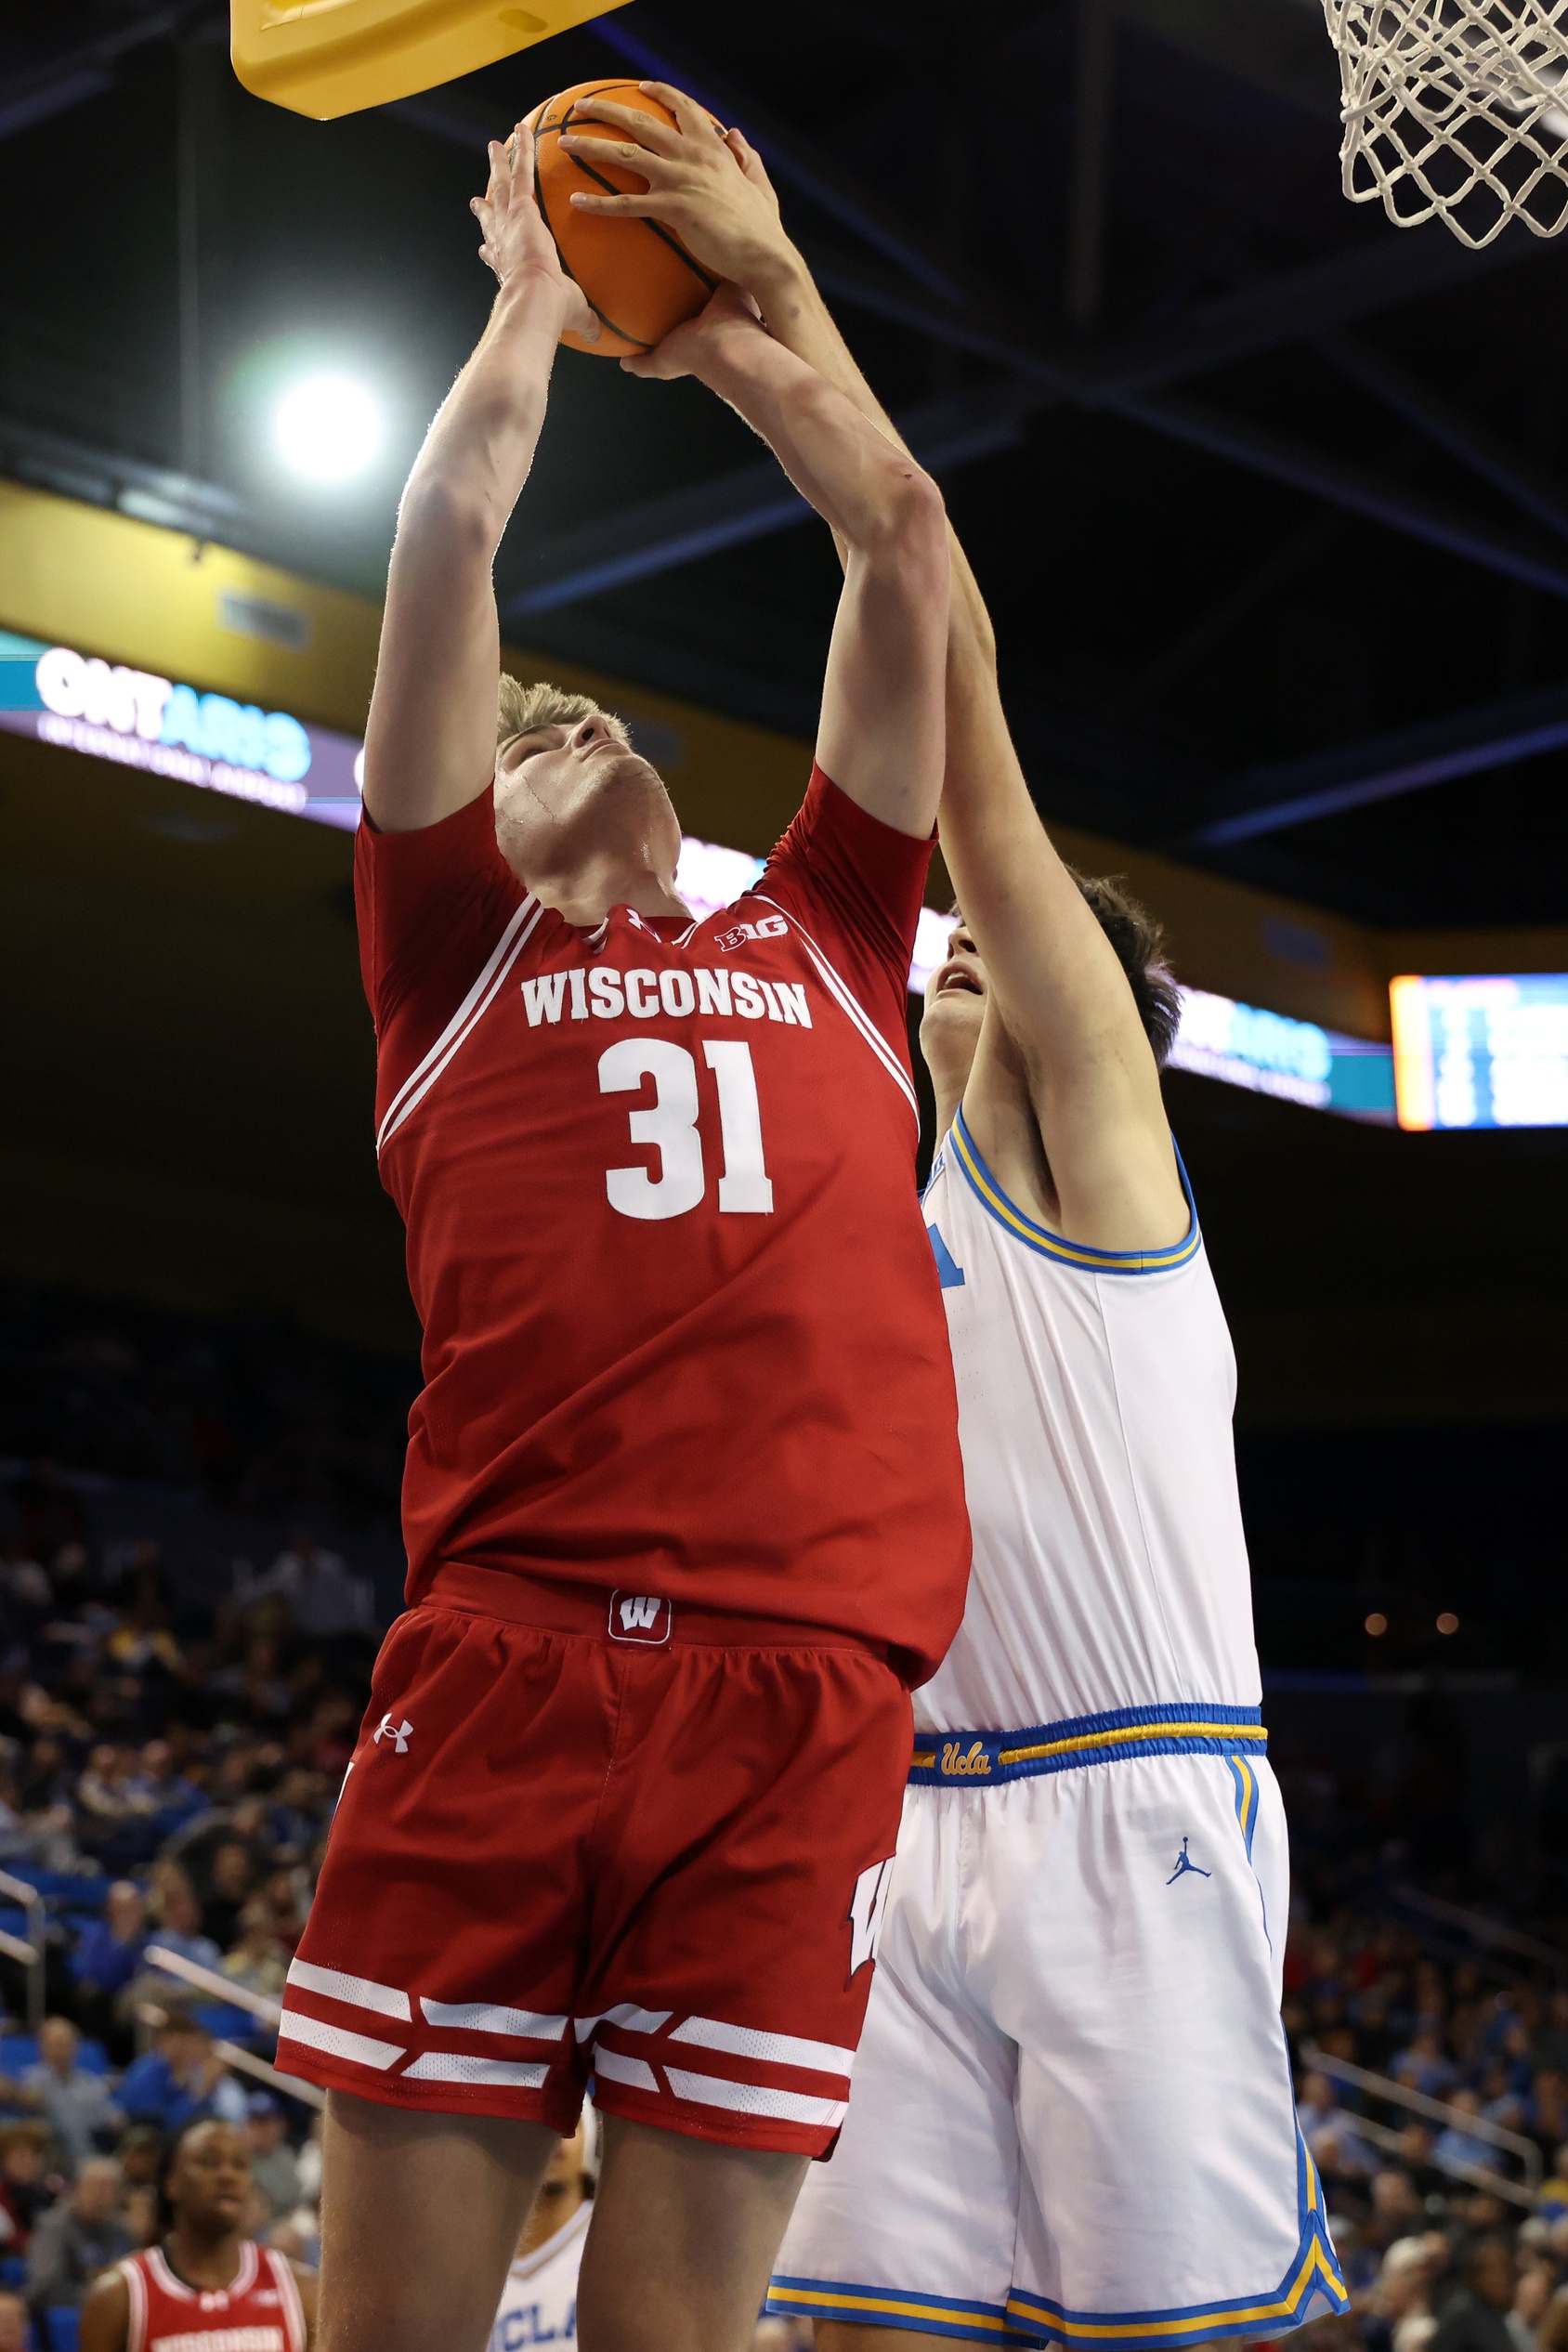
[275,1563,912,2157]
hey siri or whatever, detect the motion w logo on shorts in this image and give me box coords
[848,1857,895,1976]
[608,1591,673,1646]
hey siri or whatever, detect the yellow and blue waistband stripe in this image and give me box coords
[910,1701,1266,1785]
[947,1107,1203,1274]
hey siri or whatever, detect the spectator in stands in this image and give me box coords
[0,2287,28,2351]
[220,1903,286,2008]
[1364,2235,1446,2352]
[137,1875,220,1991]
[1301,2069,1375,2176]
[1435,2092,1499,2180]
[71,1882,147,2055]
[118,2011,244,2137]
[1538,2285,1568,2352]
[24,2156,132,2315]
[1395,2123,1452,2202]
[0,2128,51,2252]
[73,1749,157,1875]
[239,1535,372,1644]
[137,1745,203,1846]
[18,2018,121,2176]
[1429,2239,1519,2352]
[267,1771,326,1866]
[1508,2252,1552,2352]
[243,2096,299,2220]
[200,1844,255,1953]
[1397,2030,1461,2102]
[116,2127,162,2202]
[1365,2170,1431,2255]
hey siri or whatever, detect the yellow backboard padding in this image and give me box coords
[231,0,631,121]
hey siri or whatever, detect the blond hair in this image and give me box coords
[497,675,630,753]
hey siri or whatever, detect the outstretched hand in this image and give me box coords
[621,281,768,383]
[559,82,794,301]
[471,117,598,344]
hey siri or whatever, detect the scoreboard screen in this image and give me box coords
[1390,973,1568,1130]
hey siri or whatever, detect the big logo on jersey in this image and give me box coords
[714,915,788,951]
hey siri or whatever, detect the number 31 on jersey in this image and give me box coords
[599,1039,774,1222]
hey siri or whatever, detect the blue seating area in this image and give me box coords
[0,2034,111,2081]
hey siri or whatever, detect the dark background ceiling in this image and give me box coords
[4,0,1568,932]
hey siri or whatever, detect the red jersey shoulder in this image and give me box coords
[124,2242,308,2352]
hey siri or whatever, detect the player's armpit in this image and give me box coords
[763,764,934,1052]
[939,602,1188,1255]
[960,1003,1191,1256]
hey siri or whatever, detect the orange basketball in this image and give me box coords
[526,80,722,359]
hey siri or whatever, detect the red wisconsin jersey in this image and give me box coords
[358,764,968,1681]
[122,2242,308,2352]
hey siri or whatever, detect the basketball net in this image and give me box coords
[1323,0,1568,243]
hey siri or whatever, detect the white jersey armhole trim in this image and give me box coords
[947,1106,1201,1274]
[377,895,544,1154]
[751,895,918,1123]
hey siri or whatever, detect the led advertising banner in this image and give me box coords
[0,629,365,827]
[0,629,957,993]
[1169,987,1395,1122]
[1389,973,1568,1130]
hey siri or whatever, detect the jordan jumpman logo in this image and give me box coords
[1167,1836,1211,1885]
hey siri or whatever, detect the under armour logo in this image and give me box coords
[373,1714,412,1754]
[1167,1836,1211,1885]
[608,1590,672,1646]
[848,1856,895,1977]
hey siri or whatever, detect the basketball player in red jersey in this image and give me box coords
[271,106,967,2352]
[79,2118,315,2352]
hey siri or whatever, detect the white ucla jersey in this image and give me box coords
[489,2203,590,2352]
[916,1108,1262,1735]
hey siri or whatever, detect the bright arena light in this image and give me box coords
[273,372,384,485]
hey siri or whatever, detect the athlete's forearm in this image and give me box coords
[363,271,572,833]
[695,321,943,559]
[744,251,998,654]
[399,268,570,554]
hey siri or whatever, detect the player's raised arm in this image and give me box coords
[623,290,948,842]
[361,120,597,835]
[568,91,1184,1248]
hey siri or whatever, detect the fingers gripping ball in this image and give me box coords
[527,80,723,358]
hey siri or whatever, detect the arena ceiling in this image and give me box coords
[3,0,1568,931]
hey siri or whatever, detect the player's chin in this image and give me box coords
[920,987,982,1065]
[923,981,985,1028]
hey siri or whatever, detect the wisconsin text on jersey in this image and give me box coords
[519,963,813,1030]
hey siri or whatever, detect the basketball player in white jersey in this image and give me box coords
[543,85,1352,2350]
[489,2112,595,2352]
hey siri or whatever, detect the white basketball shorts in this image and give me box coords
[768,1729,1347,2348]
